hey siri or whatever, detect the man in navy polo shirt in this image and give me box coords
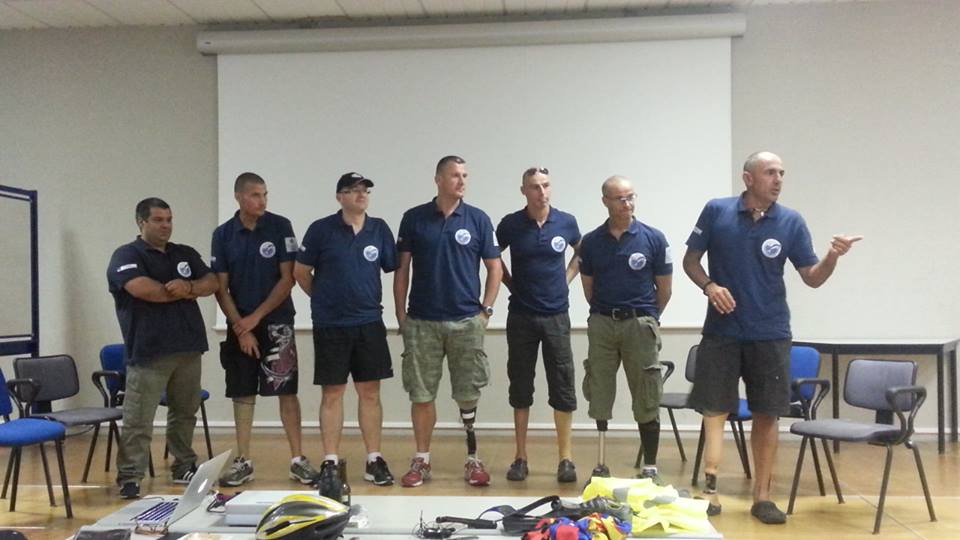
[107,197,218,499]
[496,166,581,483]
[579,175,672,481]
[684,151,861,524]
[211,172,317,487]
[294,172,398,499]
[393,155,502,488]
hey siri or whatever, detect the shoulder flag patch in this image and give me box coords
[117,263,137,272]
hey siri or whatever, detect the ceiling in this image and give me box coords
[0,0,882,31]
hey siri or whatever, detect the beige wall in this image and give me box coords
[1,0,957,436]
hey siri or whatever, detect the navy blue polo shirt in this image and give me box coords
[580,219,673,320]
[210,211,297,324]
[397,199,500,321]
[296,211,398,328]
[107,237,211,364]
[496,207,581,316]
[686,195,819,340]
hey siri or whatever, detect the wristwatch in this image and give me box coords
[482,305,494,316]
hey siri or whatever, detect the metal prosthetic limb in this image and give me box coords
[460,407,478,456]
[591,420,611,477]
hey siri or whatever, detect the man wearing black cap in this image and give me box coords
[294,172,399,499]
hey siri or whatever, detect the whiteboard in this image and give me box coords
[217,38,732,328]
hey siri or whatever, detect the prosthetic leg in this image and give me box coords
[460,406,478,456]
[591,420,611,478]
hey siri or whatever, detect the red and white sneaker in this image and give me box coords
[464,457,490,487]
[401,457,431,488]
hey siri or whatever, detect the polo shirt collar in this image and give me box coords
[737,192,781,219]
[432,197,464,217]
[336,210,373,233]
[134,236,167,253]
[602,217,641,238]
[230,210,264,232]
[523,206,554,224]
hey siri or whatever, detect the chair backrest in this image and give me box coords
[683,345,699,383]
[13,354,79,402]
[844,359,918,412]
[0,368,13,418]
[99,344,127,395]
[789,346,821,402]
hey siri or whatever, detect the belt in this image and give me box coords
[598,308,650,321]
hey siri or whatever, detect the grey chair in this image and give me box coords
[13,354,123,483]
[787,358,936,534]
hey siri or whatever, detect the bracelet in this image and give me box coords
[701,280,713,295]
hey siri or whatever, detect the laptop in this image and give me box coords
[131,450,232,528]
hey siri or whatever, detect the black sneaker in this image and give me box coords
[637,466,664,486]
[317,460,342,501]
[556,459,577,483]
[506,458,528,481]
[172,463,198,484]
[119,481,140,499]
[364,456,395,486]
[751,501,787,524]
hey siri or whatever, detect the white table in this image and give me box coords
[91,493,722,539]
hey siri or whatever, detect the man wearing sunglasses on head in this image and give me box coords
[496,166,582,484]
[393,155,503,488]
[294,172,399,500]
[579,175,673,482]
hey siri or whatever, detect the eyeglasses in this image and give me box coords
[604,193,636,204]
[523,166,549,177]
[339,187,371,195]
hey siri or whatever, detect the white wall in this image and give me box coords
[1,0,957,436]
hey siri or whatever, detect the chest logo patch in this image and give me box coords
[177,261,192,278]
[455,228,472,246]
[260,241,276,258]
[761,238,782,258]
[550,236,567,252]
[363,245,379,262]
[628,252,647,270]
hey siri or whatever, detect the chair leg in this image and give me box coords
[55,439,73,519]
[731,419,751,479]
[9,447,21,512]
[164,443,169,460]
[2,447,13,499]
[691,421,706,486]
[105,421,118,472]
[39,442,55,506]
[668,409,686,462]
[201,400,213,459]
[809,436,826,496]
[82,423,101,482]
[873,445,895,534]
[787,435,808,514]
[148,449,155,478]
[909,441,937,523]
[820,438,844,503]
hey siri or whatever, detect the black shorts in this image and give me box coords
[220,322,299,398]
[687,335,791,417]
[313,321,393,386]
[505,311,577,412]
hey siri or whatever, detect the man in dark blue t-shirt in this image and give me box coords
[393,155,502,488]
[684,151,861,524]
[294,172,399,498]
[496,166,581,484]
[212,172,316,488]
[107,197,218,499]
[579,175,673,482]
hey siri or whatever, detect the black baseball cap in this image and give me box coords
[336,172,374,193]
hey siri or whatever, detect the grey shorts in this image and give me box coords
[505,311,577,412]
[687,335,791,417]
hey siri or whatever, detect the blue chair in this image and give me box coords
[0,367,73,518]
[785,345,838,498]
[99,344,214,465]
[787,359,936,534]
